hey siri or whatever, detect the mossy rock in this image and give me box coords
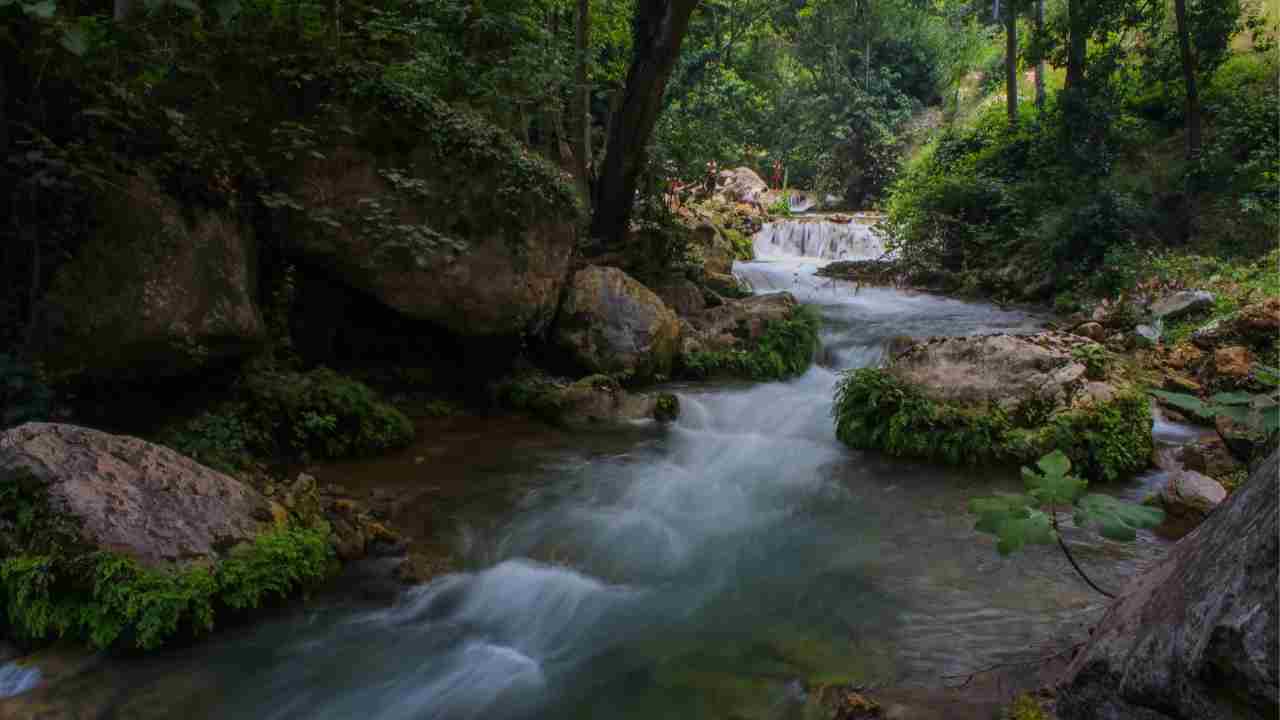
[679,304,821,382]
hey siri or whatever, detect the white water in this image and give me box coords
[753,216,886,262]
[0,663,39,698]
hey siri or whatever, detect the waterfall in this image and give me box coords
[753,217,887,262]
[0,662,40,698]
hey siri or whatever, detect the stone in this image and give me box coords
[29,174,263,380]
[681,292,798,355]
[883,332,1092,410]
[1217,414,1264,462]
[1235,297,1280,340]
[1163,343,1204,371]
[1132,324,1161,347]
[1160,469,1227,519]
[651,279,707,317]
[290,146,575,339]
[691,223,736,276]
[554,266,681,380]
[1178,436,1243,480]
[1190,317,1229,349]
[703,271,748,297]
[1214,345,1253,379]
[1057,450,1278,720]
[1162,373,1201,393]
[1149,290,1214,320]
[555,376,675,426]
[394,553,453,585]
[1072,322,1106,341]
[714,166,769,205]
[0,423,273,567]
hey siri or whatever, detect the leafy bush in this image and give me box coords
[0,468,335,650]
[679,306,821,381]
[832,369,1153,481]
[161,368,413,469]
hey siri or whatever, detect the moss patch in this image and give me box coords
[0,469,335,651]
[679,306,821,381]
[833,368,1152,481]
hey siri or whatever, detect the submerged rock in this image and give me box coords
[0,422,274,566]
[1057,449,1278,720]
[554,266,681,380]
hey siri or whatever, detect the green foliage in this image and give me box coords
[722,228,755,262]
[0,468,335,650]
[767,192,793,217]
[1149,385,1280,435]
[654,393,680,422]
[1005,693,1050,720]
[679,306,820,381]
[833,370,1153,481]
[161,368,413,469]
[1071,343,1110,381]
[0,355,54,429]
[969,451,1163,557]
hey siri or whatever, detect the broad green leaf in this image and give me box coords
[22,0,55,18]
[969,494,1054,555]
[1036,449,1071,478]
[1254,365,1280,387]
[1209,391,1254,405]
[1073,494,1163,542]
[60,26,88,56]
[213,0,240,26]
[1148,389,1214,418]
[1261,405,1280,434]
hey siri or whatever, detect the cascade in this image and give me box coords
[753,217,887,261]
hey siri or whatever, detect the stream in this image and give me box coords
[0,217,1179,719]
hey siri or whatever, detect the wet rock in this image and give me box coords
[1150,290,1213,320]
[0,423,273,567]
[703,270,749,297]
[681,292,798,354]
[1213,345,1253,380]
[1178,436,1243,480]
[30,174,263,380]
[650,279,707,317]
[394,553,453,585]
[1160,469,1227,520]
[1132,324,1161,347]
[1072,322,1106,342]
[1216,414,1265,462]
[1057,450,1278,720]
[554,265,681,380]
[494,373,677,426]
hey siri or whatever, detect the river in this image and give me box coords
[0,217,1178,719]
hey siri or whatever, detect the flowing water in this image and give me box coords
[0,218,1178,718]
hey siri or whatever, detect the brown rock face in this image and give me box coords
[651,279,708,317]
[1057,450,1279,720]
[1072,322,1107,341]
[681,292,798,354]
[31,175,263,379]
[291,147,576,339]
[0,423,272,567]
[554,266,681,380]
[1213,345,1253,379]
[1235,297,1280,339]
[886,332,1092,409]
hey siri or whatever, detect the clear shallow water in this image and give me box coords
[0,224,1176,718]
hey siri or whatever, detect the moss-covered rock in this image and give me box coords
[31,174,264,381]
[679,301,821,381]
[493,372,679,427]
[0,426,337,651]
[833,333,1153,481]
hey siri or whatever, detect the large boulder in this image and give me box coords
[1150,290,1213,320]
[0,423,274,566]
[681,292,799,355]
[1057,449,1278,720]
[30,175,264,380]
[691,222,737,276]
[885,332,1094,410]
[650,279,707,317]
[1191,297,1280,350]
[289,146,576,339]
[715,166,769,205]
[494,373,678,427]
[1159,468,1227,520]
[554,266,681,380]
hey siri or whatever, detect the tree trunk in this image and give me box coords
[1065,0,1087,92]
[1173,0,1201,161]
[1006,0,1017,125]
[1034,0,1046,110]
[590,0,701,245]
[113,0,131,21]
[574,0,593,208]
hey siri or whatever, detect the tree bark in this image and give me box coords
[113,0,131,21]
[574,0,593,208]
[1173,0,1201,161]
[1065,0,1087,92]
[1034,0,1046,110]
[590,0,702,245]
[1006,0,1017,125]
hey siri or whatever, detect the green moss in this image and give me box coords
[722,228,755,261]
[655,393,681,422]
[0,469,335,651]
[832,369,1153,481]
[679,306,821,381]
[1005,694,1049,720]
[160,368,414,470]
